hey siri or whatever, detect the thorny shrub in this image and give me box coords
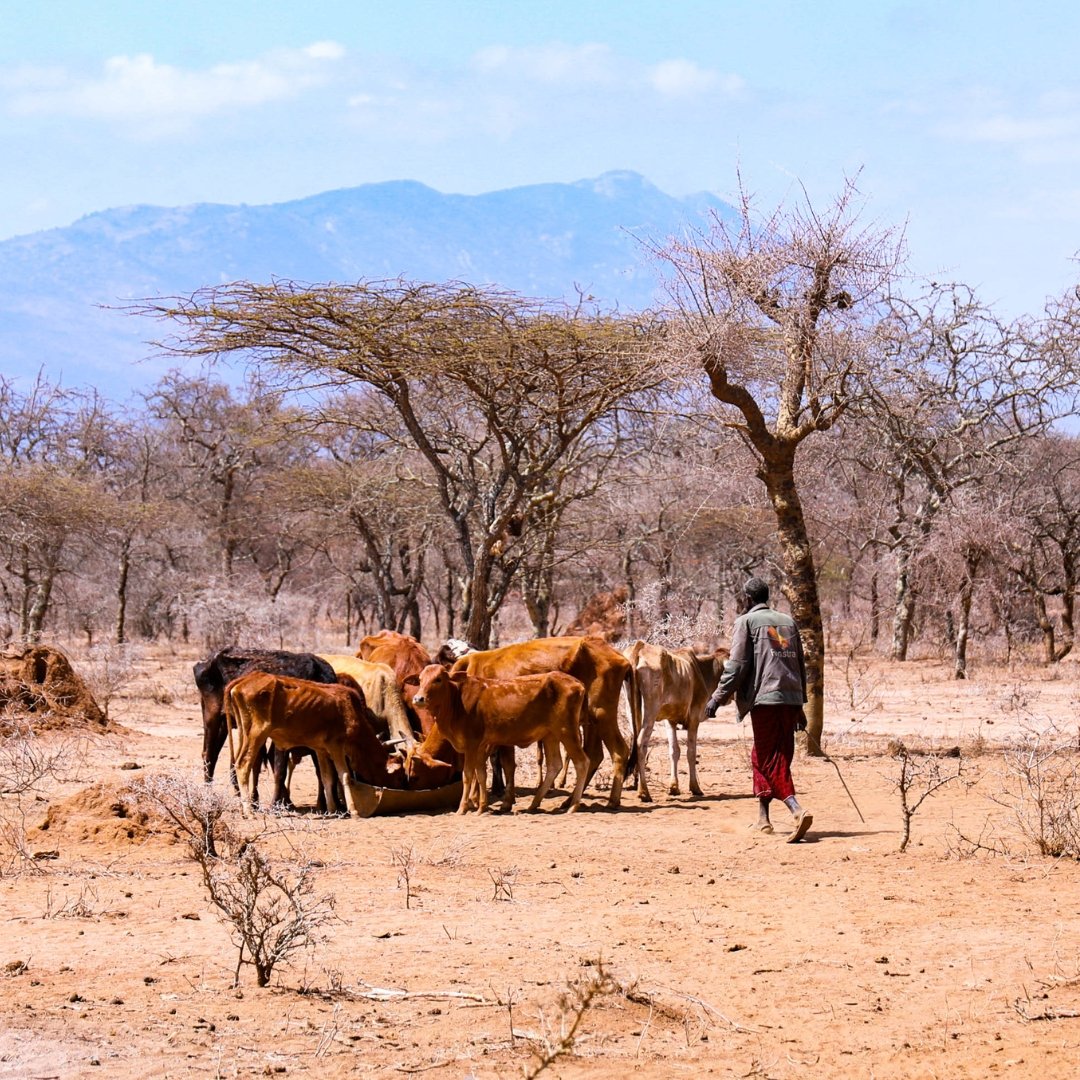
[0,715,86,874]
[995,720,1080,859]
[130,770,336,987]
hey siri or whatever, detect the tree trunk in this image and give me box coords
[953,550,979,680]
[116,537,131,645]
[892,545,917,661]
[762,456,825,756]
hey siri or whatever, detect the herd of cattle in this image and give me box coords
[193,630,730,816]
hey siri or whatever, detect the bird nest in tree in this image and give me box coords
[0,644,106,731]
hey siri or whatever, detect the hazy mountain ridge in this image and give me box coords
[0,171,735,399]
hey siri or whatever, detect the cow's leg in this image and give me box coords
[235,735,262,819]
[335,754,360,818]
[457,751,477,814]
[316,751,340,814]
[686,718,703,796]
[473,749,491,813]
[561,735,590,812]
[553,742,570,788]
[269,744,292,808]
[488,751,505,798]
[528,735,561,811]
[498,747,516,813]
[637,713,656,803]
[203,713,228,784]
[666,720,682,795]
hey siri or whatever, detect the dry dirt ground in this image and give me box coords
[2,647,1080,1079]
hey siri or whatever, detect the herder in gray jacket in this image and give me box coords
[705,577,813,842]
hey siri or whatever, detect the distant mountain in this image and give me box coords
[0,171,736,401]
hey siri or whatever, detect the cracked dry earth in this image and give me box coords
[2,649,1079,1079]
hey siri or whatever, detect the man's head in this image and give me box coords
[743,577,770,608]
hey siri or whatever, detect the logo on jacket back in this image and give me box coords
[767,626,791,650]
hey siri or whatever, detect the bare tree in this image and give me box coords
[655,177,904,749]
[857,283,1069,662]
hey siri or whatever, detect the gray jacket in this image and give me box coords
[709,603,807,718]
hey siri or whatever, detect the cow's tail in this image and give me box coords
[623,650,642,780]
[224,680,239,787]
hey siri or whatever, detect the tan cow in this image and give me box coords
[317,654,416,749]
[623,641,729,802]
[225,672,405,818]
[411,664,589,814]
[450,636,639,808]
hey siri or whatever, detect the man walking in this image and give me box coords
[705,577,813,842]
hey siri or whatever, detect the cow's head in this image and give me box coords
[412,663,455,713]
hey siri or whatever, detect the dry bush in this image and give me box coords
[0,716,87,874]
[618,580,722,651]
[994,720,1080,859]
[130,770,336,987]
[181,584,316,652]
[525,959,631,1078]
[74,642,144,721]
[889,740,965,853]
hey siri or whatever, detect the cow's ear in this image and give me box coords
[453,672,483,713]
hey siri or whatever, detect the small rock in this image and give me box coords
[667,865,680,874]
[69,992,84,1003]
[119,762,142,770]
[180,913,200,921]
[4,960,27,976]
[32,850,59,861]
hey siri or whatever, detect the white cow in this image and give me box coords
[623,641,728,802]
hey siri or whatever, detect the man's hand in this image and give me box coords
[795,709,808,732]
[704,690,732,718]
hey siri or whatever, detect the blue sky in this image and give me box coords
[3,0,1080,316]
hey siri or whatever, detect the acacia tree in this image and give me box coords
[136,281,660,647]
[655,179,903,749]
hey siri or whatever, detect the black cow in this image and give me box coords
[193,647,338,808]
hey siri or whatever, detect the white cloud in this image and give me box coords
[4,43,345,126]
[470,43,616,84]
[648,58,741,99]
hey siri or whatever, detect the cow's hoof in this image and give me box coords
[638,791,653,803]
[668,785,681,796]
[690,786,703,798]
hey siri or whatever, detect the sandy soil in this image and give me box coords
[2,647,1079,1079]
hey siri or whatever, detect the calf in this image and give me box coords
[450,636,639,808]
[624,641,729,801]
[412,664,588,814]
[225,672,405,818]
[193,646,338,806]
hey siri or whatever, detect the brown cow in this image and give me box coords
[357,629,432,687]
[450,636,639,808]
[412,665,589,814]
[623,641,729,802]
[317,654,417,749]
[225,672,405,818]
[357,630,436,736]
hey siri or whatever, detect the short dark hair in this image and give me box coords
[743,577,770,605]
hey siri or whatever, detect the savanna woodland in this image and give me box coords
[3,183,1080,1080]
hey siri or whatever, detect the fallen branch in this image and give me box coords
[353,983,489,1003]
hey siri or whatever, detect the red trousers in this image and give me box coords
[749,704,801,803]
